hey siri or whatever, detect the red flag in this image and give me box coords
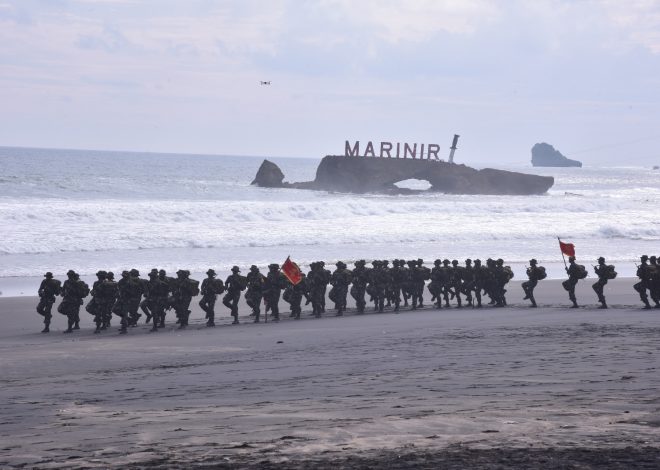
[282,256,303,285]
[558,239,576,257]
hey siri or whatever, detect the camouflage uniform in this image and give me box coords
[472,259,486,308]
[58,270,89,333]
[223,266,246,324]
[389,260,406,311]
[199,269,224,327]
[126,269,146,327]
[650,256,660,308]
[144,270,170,331]
[449,260,464,308]
[562,257,583,308]
[634,255,653,309]
[350,260,369,313]
[522,259,545,308]
[173,270,199,328]
[86,270,108,333]
[113,271,132,333]
[412,259,430,308]
[36,272,61,333]
[283,273,307,320]
[263,264,288,322]
[460,259,475,307]
[367,261,388,312]
[245,266,266,322]
[593,257,616,309]
[307,263,326,318]
[329,261,352,315]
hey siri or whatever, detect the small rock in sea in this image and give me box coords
[276,340,283,344]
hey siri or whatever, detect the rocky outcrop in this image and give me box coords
[251,159,286,187]
[252,155,554,195]
[531,143,582,167]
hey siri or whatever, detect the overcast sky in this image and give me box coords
[1,0,659,165]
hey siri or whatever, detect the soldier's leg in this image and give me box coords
[633,281,651,308]
[64,312,75,333]
[231,294,240,323]
[568,280,578,307]
[140,299,153,323]
[206,296,216,326]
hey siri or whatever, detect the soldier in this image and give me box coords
[389,259,406,312]
[634,255,653,309]
[412,259,430,309]
[472,259,486,308]
[245,265,266,322]
[318,261,331,313]
[593,257,616,309]
[36,272,61,333]
[125,269,146,327]
[283,272,307,319]
[263,264,287,322]
[350,260,369,314]
[439,259,453,308]
[58,270,88,333]
[140,269,158,324]
[494,259,514,307]
[428,260,444,308]
[367,260,388,312]
[157,269,176,320]
[329,261,352,315]
[99,272,118,329]
[461,259,475,307]
[522,259,546,308]
[563,256,586,308]
[223,266,246,324]
[199,269,223,327]
[113,270,132,334]
[450,260,464,308]
[71,272,88,330]
[172,270,199,328]
[307,262,326,318]
[650,256,660,308]
[87,270,108,333]
[143,270,170,331]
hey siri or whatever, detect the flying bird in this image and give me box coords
[260,81,271,85]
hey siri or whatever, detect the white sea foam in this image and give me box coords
[0,146,658,278]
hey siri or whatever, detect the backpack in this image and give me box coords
[76,280,90,298]
[605,265,617,280]
[537,266,547,280]
[575,264,588,279]
[187,279,200,296]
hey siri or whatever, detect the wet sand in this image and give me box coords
[1,278,659,469]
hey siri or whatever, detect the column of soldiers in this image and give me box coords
[36,255,660,333]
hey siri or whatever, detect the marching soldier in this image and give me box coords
[593,257,616,309]
[563,256,586,308]
[245,265,266,322]
[199,269,223,327]
[58,270,89,333]
[263,264,287,322]
[634,255,653,309]
[223,266,246,324]
[143,270,170,331]
[36,272,61,333]
[173,270,199,328]
[329,261,352,315]
[522,259,546,308]
[350,260,369,314]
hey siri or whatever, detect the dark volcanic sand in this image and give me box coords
[1,279,659,469]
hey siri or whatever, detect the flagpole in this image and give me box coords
[558,236,568,270]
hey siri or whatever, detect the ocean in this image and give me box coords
[1,146,658,295]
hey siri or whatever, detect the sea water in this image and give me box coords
[1,146,658,295]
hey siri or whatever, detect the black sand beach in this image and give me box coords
[1,279,659,469]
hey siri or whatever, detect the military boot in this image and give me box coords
[41,326,50,333]
[73,321,80,330]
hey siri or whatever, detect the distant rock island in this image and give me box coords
[531,143,582,167]
[252,156,554,195]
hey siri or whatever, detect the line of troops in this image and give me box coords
[35,255,660,334]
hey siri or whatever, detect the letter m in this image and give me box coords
[345,141,360,157]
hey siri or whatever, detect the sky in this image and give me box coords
[1,0,659,166]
